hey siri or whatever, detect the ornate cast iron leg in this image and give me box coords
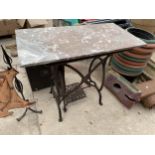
[50,54,111,122]
[50,65,62,122]
[58,55,111,110]
[1,45,42,121]
[15,73,43,122]
[50,65,66,122]
[60,67,67,113]
[88,56,109,105]
[16,107,43,121]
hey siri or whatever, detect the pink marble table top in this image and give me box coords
[16,23,145,67]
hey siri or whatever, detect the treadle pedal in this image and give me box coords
[65,82,86,104]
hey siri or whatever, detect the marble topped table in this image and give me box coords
[16,23,146,122]
[16,23,145,67]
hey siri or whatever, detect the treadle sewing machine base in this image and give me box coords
[16,23,145,122]
[50,55,111,122]
[52,82,86,105]
[52,82,86,120]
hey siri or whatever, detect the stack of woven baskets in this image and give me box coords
[111,27,155,77]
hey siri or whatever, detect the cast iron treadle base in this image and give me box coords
[65,82,86,104]
[53,55,110,122]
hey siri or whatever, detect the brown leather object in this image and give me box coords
[0,77,10,110]
[136,79,155,99]
[0,68,30,117]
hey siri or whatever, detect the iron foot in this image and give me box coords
[16,107,43,122]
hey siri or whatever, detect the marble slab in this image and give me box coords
[16,23,145,67]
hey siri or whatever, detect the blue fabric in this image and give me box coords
[63,19,79,25]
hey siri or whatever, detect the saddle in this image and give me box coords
[0,68,31,117]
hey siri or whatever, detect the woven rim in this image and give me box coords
[127,27,155,41]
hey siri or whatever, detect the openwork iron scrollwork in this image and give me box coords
[51,54,111,122]
[1,45,42,121]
